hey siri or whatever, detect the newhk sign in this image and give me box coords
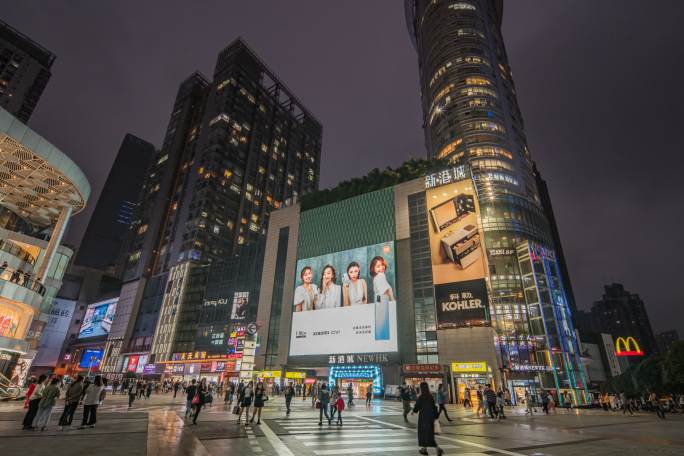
[614,336,644,357]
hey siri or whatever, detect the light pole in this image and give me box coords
[86,355,96,378]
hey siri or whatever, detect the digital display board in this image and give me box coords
[289,242,398,356]
[425,171,490,328]
[231,292,249,320]
[78,298,118,339]
[78,348,104,369]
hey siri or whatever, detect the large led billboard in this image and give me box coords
[78,348,104,369]
[289,242,398,356]
[78,298,118,339]
[425,167,490,328]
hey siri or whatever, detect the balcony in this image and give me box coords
[0,240,35,265]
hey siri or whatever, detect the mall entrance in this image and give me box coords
[336,379,373,399]
[328,365,382,398]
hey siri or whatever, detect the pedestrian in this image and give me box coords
[524,390,535,416]
[484,384,497,419]
[496,391,506,420]
[347,383,354,407]
[22,374,47,429]
[113,380,120,395]
[225,382,235,404]
[620,392,633,415]
[330,386,339,421]
[79,375,104,429]
[251,382,268,425]
[400,382,412,422]
[58,374,84,430]
[504,388,512,406]
[436,384,452,422]
[128,379,138,408]
[463,387,471,408]
[317,383,331,426]
[146,381,153,399]
[0,260,7,278]
[284,382,295,416]
[541,390,550,415]
[238,381,254,426]
[174,381,180,399]
[548,392,556,414]
[192,379,208,425]
[311,382,318,407]
[411,382,444,456]
[183,379,198,419]
[476,386,485,416]
[334,391,345,426]
[649,392,665,419]
[33,377,61,431]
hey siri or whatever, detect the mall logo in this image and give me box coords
[442,291,483,311]
[295,331,307,339]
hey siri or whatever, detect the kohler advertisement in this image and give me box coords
[434,279,489,328]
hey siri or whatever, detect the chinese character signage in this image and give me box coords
[327,353,390,365]
[424,166,467,189]
[451,361,487,373]
[434,279,489,329]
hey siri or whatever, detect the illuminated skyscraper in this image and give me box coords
[406,0,587,401]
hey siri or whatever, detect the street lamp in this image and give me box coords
[86,354,97,378]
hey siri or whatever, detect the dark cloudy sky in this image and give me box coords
[4,1,683,335]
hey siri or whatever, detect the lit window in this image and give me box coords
[449,2,476,11]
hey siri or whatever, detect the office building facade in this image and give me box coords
[404,0,586,401]
[0,19,54,123]
[0,108,89,383]
[75,134,156,272]
[99,39,321,377]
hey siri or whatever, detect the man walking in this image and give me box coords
[476,386,485,416]
[620,392,634,415]
[400,382,412,423]
[284,382,295,416]
[128,380,138,408]
[185,379,198,420]
[58,375,83,430]
[484,385,497,419]
[436,384,453,421]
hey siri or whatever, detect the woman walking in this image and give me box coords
[22,375,47,429]
[412,382,444,456]
[251,382,268,425]
[191,379,209,425]
[334,393,345,426]
[238,381,254,426]
[33,377,61,431]
[80,375,105,429]
[317,383,331,426]
[436,384,452,422]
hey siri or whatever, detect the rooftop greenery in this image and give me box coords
[300,157,450,211]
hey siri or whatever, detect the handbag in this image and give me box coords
[191,394,200,405]
[315,400,321,409]
[434,420,442,435]
[232,405,240,414]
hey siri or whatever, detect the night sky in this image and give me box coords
[4,1,683,335]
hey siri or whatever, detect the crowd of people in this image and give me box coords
[21,374,108,431]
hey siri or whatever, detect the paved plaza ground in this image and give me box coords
[1,392,682,456]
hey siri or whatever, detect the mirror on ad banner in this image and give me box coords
[434,279,489,329]
[289,242,398,356]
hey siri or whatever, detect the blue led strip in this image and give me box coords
[328,364,383,397]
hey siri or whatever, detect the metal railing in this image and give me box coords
[0,266,45,295]
[0,240,36,265]
[0,372,21,400]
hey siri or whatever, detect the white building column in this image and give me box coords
[35,205,72,282]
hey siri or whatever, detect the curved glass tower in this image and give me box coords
[406,0,588,403]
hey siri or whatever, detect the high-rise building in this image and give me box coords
[590,283,658,358]
[656,330,679,354]
[405,1,587,400]
[0,19,54,123]
[75,134,156,272]
[98,38,322,376]
[0,108,90,381]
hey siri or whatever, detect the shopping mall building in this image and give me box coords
[253,166,588,405]
[0,108,89,384]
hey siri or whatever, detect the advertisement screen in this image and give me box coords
[425,170,490,328]
[231,292,249,320]
[34,298,76,367]
[78,298,118,339]
[289,242,398,356]
[78,348,104,369]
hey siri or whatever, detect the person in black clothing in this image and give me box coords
[192,379,208,424]
[400,382,412,422]
[484,385,497,419]
[22,375,46,429]
[173,381,180,399]
[185,379,198,420]
[412,382,444,456]
[284,382,295,415]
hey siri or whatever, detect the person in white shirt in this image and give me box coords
[79,375,105,429]
[370,256,394,301]
[294,266,318,312]
[342,262,368,306]
[317,265,341,310]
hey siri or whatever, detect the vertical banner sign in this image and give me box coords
[425,166,490,329]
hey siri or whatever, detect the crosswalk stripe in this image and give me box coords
[279,424,380,429]
[284,427,381,434]
[294,431,395,439]
[303,438,417,447]
[313,445,459,455]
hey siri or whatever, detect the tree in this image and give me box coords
[632,356,664,393]
[664,341,684,393]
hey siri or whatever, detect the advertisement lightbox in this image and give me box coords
[289,242,398,356]
[78,298,118,339]
[231,291,249,321]
[79,348,104,369]
[425,168,490,329]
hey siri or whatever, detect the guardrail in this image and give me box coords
[0,266,45,295]
[0,372,21,400]
[0,239,36,265]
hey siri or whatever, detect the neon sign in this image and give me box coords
[615,336,644,357]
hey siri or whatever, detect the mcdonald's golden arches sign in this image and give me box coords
[614,336,644,357]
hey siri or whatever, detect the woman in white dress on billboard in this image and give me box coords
[294,266,318,312]
[317,265,341,310]
[370,256,394,302]
[342,262,368,306]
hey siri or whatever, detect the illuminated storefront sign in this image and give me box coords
[424,165,467,189]
[328,353,390,365]
[285,371,307,379]
[403,364,442,374]
[256,370,282,378]
[508,363,553,372]
[452,361,487,373]
[615,337,644,357]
